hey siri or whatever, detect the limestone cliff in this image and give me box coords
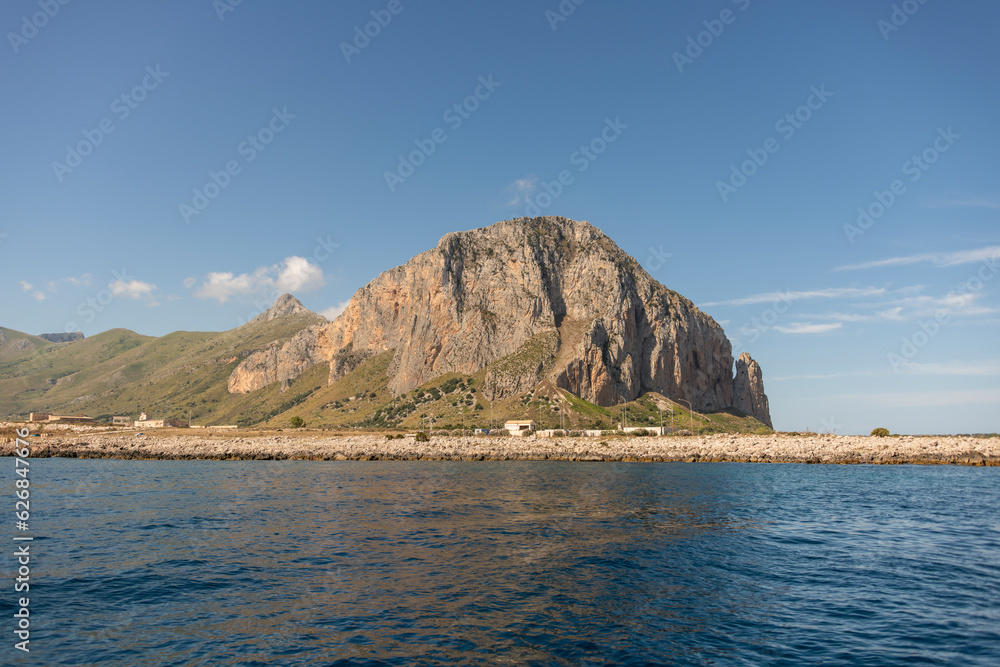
[733,352,772,428]
[228,217,771,424]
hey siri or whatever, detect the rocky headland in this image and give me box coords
[227,217,773,426]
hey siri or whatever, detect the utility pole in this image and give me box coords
[675,398,694,434]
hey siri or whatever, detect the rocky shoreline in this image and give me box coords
[4,432,998,465]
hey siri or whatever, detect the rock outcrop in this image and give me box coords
[227,217,772,425]
[38,332,84,343]
[249,294,314,323]
[226,296,332,394]
[733,352,771,428]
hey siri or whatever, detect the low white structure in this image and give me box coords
[621,426,671,436]
[134,411,188,428]
[503,420,536,436]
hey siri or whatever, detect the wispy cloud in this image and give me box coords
[47,274,92,292]
[794,307,905,323]
[504,175,538,206]
[702,287,886,307]
[835,245,1000,272]
[773,322,843,334]
[895,360,1000,376]
[923,195,1000,211]
[191,256,325,303]
[769,370,879,382]
[774,360,1000,382]
[110,279,157,300]
[830,389,1000,408]
[19,280,45,301]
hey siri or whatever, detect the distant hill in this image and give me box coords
[0,297,326,424]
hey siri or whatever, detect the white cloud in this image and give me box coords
[702,287,887,307]
[504,175,538,206]
[19,280,45,300]
[183,277,197,289]
[773,322,843,334]
[110,279,157,300]
[191,256,326,303]
[835,245,1000,272]
[320,301,350,320]
[275,256,325,293]
[194,272,256,302]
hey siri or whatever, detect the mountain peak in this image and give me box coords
[250,294,313,323]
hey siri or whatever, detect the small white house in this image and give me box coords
[503,420,536,436]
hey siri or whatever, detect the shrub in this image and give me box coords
[870,427,890,437]
[289,416,305,428]
[630,428,650,437]
[415,431,430,442]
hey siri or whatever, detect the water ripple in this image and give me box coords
[18,460,1000,665]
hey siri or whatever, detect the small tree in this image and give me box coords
[415,431,430,442]
[870,427,890,437]
[290,416,305,428]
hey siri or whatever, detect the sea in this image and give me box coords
[7,459,1000,666]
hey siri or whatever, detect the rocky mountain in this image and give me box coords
[229,217,772,426]
[249,293,315,323]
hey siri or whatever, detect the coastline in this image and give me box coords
[3,432,998,465]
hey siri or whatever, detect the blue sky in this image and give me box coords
[2,0,997,434]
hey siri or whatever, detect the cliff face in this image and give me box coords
[228,217,772,424]
[733,352,772,428]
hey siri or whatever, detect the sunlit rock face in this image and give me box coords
[228,217,771,426]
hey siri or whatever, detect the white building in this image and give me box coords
[503,420,536,436]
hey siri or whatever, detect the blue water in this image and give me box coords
[8,460,1000,665]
